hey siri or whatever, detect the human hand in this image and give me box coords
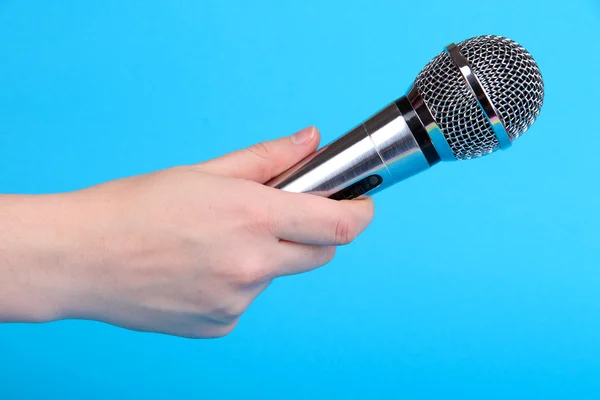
[21,127,375,338]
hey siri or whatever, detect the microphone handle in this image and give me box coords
[266,96,435,200]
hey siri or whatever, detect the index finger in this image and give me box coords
[265,189,375,246]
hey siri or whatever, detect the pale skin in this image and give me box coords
[0,127,374,338]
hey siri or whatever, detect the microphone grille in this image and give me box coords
[414,35,545,160]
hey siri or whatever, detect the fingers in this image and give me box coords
[267,191,375,246]
[199,126,320,184]
[274,241,337,277]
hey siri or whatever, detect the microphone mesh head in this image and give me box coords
[414,35,544,160]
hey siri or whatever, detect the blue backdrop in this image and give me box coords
[1,1,599,398]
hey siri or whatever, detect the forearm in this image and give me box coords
[0,194,82,322]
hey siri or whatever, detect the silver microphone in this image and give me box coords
[266,35,545,200]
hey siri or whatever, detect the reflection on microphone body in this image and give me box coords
[266,35,545,200]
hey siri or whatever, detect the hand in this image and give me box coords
[0,127,375,338]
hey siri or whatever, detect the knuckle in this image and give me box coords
[208,299,248,326]
[334,214,358,245]
[223,300,249,321]
[236,259,271,285]
[246,142,271,161]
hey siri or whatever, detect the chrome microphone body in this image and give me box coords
[267,96,437,200]
[267,35,545,199]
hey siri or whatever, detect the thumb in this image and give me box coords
[199,126,320,183]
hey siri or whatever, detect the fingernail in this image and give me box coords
[291,126,315,145]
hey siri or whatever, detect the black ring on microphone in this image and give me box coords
[395,96,441,166]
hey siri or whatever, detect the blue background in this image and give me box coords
[1,0,599,398]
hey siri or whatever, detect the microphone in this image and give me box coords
[266,35,545,200]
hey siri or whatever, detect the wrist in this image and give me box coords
[0,193,87,322]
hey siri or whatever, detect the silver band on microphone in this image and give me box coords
[406,85,456,162]
[444,43,512,149]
